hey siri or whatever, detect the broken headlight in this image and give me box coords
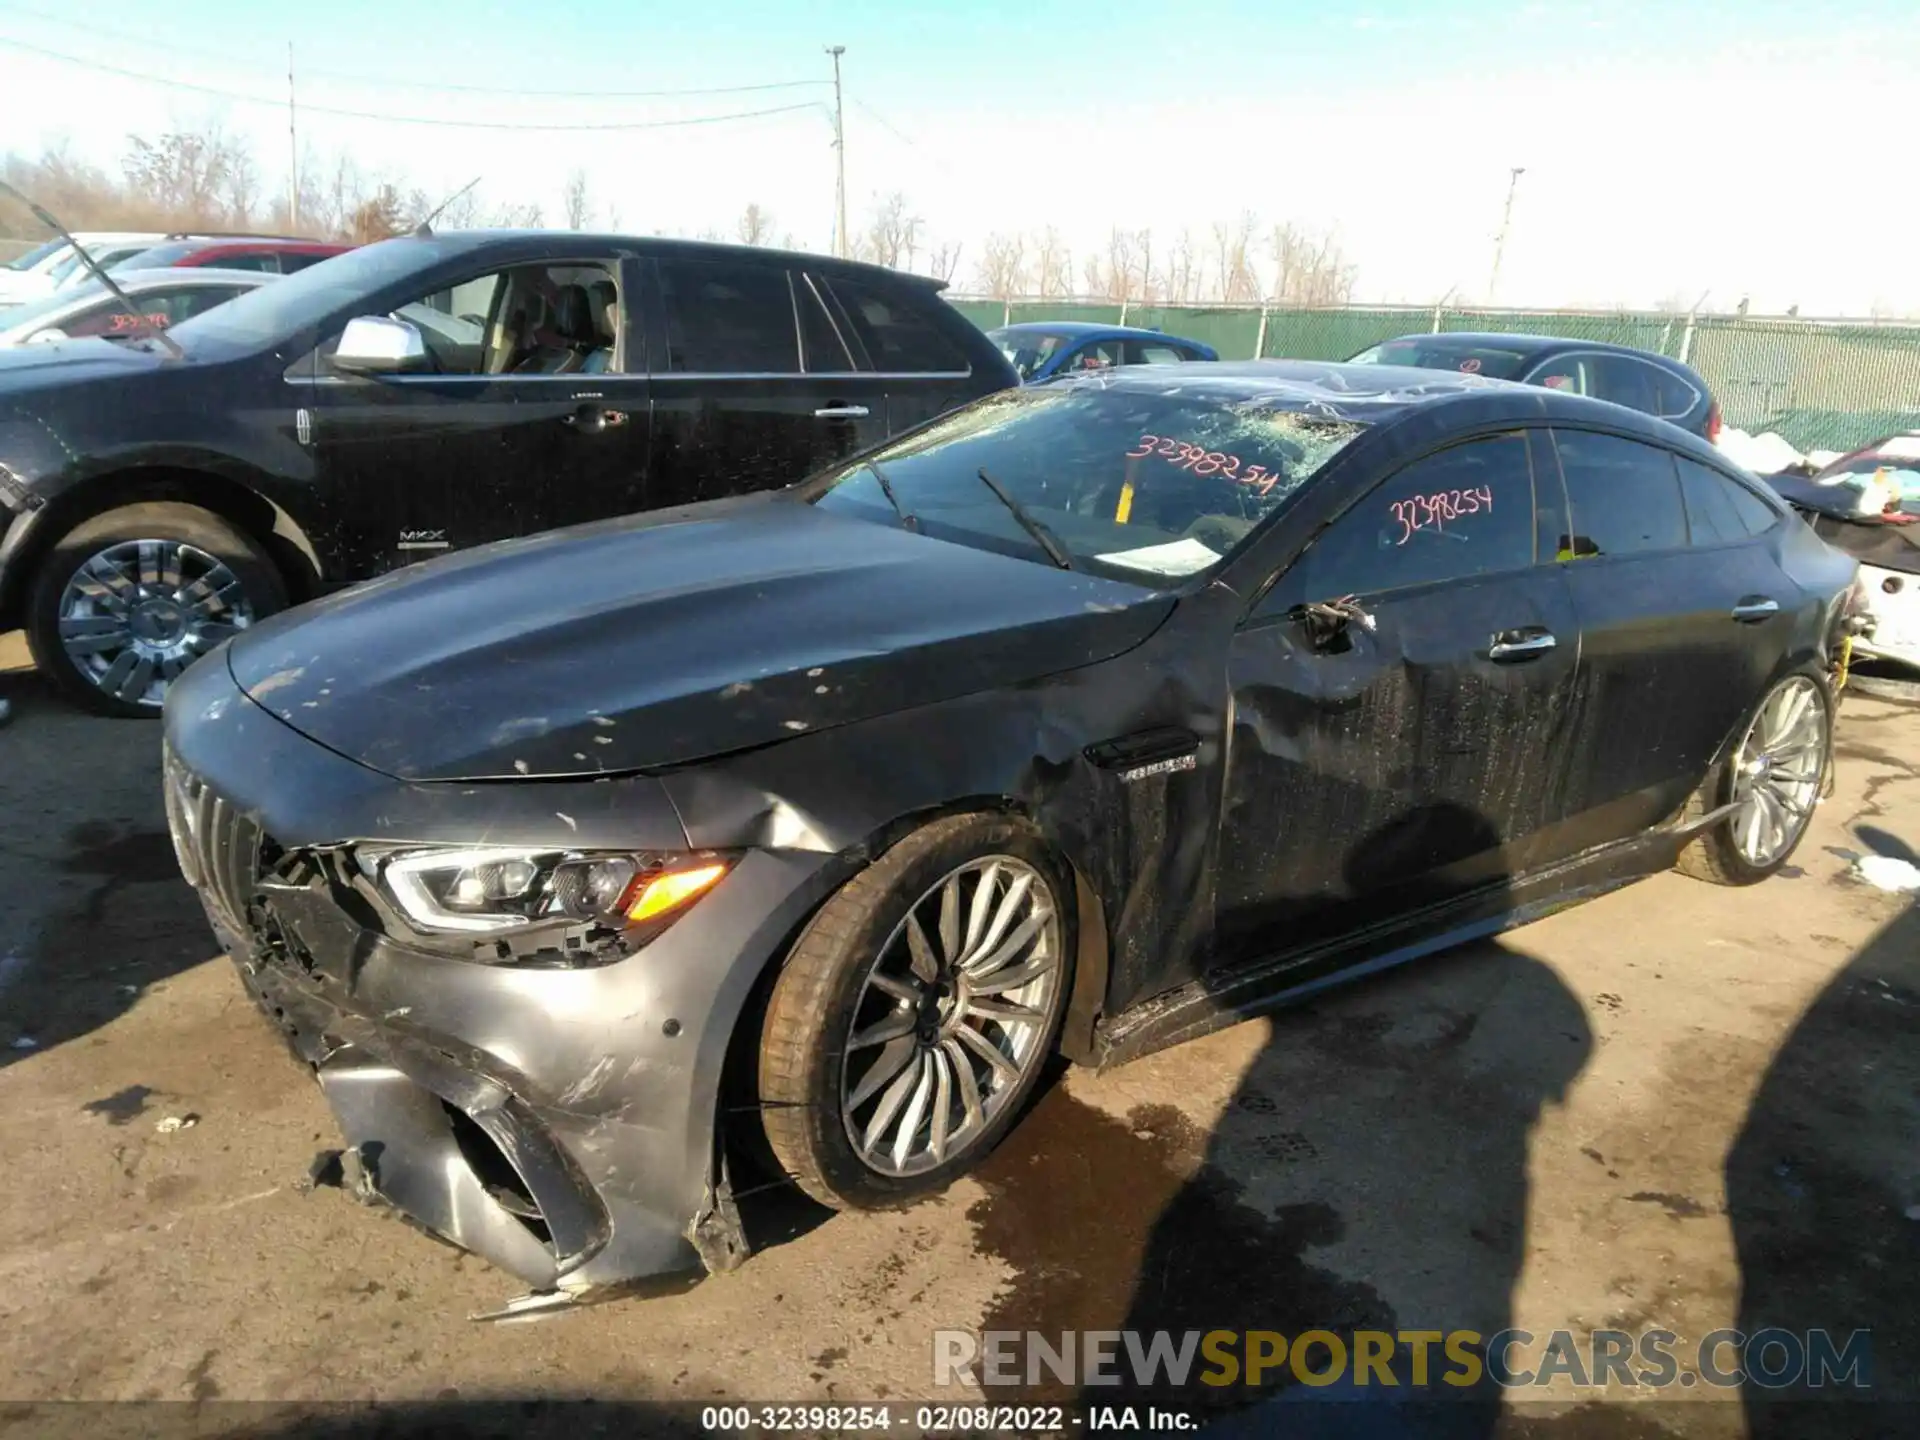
[376,847,729,935]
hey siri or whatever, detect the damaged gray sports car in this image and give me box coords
[161,362,1861,1304]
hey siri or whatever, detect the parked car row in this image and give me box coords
[0,232,347,307]
[0,218,1870,1307]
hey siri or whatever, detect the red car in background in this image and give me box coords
[108,235,354,275]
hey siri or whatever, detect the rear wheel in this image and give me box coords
[757,813,1073,1210]
[25,502,286,718]
[1676,672,1830,886]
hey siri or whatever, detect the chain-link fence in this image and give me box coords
[949,298,1920,455]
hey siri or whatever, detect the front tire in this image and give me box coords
[1676,671,1831,886]
[25,502,286,718]
[757,813,1074,1211]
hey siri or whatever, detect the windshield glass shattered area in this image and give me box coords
[813,382,1368,584]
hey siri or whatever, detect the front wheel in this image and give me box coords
[757,814,1074,1210]
[25,502,287,718]
[1676,672,1831,886]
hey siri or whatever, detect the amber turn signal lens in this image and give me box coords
[626,862,729,923]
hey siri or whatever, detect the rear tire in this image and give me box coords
[757,813,1073,1211]
[25,502,286,719]
[1675,671,1831,886]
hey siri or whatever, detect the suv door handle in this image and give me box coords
[1731,596,1779,622]
[813,405,870,419]
[1488,629,1557,662]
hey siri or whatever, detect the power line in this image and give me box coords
[0,36,827,132]
[0,2,828,98]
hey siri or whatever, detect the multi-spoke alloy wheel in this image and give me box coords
[25,503,285,718]
[1727,674,1826,869]
[56,539,255,709]
[840,857,1063,1177]
[757,815,1073,1210]
[1677,671,1831,887]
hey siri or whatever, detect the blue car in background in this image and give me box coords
[986,320,1218,382]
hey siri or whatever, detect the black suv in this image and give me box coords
[0,231,1015,715]
[1348,332,1723,444]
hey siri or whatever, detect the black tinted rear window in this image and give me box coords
[1553,430,1688,557]
[826,277,968,372]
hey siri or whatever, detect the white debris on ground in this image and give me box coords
[1851,854,1920,893]
[154,1114,200,1134]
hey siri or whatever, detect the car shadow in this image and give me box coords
[1727,896,1918,1437]
[0,667,218,1073]
[954,802,1591,1435]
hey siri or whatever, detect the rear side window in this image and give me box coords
[796,279,854,371]
[656,259,799,374]
[1553,430,1688,557]
[1585,355,1663,416]
[279,252,333,274]
[825,277,968,372]
[206,253,281,273]
[1281,432,1538,601]
[1677,457,1778,540]
[1128,341,1191,365]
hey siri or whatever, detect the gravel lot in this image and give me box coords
[0,629,1913,1438]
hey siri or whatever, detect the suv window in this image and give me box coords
[796,278,854,371]
[1527,355,1589,396]
[63,284,249,339]
[1677,457,1778,542]
[205,252,281,273]
[278,252,332,274]
[1128,340,1192,365]
[825,277,968,373]
[1279,432,1538,601]
[1552,429,1689,557]
[324,262,618,375]
[656,259,798,374]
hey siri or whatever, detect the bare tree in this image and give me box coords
[863,192,921,270]
[1165,229,1198,305]
[562,169,594,230]
[1208,212,1261,303]
[737,201,775,246]
[491,199,545,228]
[434,183,482,230]
[1031,227,1072,298]
[929,240,964,285]
[1267,222,1357,306]
[348,184,410,244]
[123,128,243,225]
[976,232,1028,300]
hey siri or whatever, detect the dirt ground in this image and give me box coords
[0,627,1914,1439]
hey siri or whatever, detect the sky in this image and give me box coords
[0,0,1911,315]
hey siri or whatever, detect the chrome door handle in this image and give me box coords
[1488,631,1557,662]
[1731,596,1779,622]
[813,405,870,418]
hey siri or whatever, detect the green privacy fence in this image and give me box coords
[949,298,1920,455]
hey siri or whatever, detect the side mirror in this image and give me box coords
[329,315,428,375]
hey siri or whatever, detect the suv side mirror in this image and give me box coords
[330,315,428,374]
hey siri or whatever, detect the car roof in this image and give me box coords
[108,267,280,287]
[417,229,951,289]
[992,320,1196,342]
[1380,330,1701,372]
[1039,358,1727,452]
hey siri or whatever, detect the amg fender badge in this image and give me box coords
[1118,753,1198,783]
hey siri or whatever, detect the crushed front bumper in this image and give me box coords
[160,656,844,1295]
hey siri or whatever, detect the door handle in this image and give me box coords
[1487,629,1557,662]
[813,405,870,419]
[563,406,625,434]
[1731,596,1779,622]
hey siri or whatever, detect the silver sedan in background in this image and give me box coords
[0,267,278,347]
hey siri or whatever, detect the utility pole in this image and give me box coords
[287,42,299,233]
[1486,166,1524,305]
[826,45,848,259]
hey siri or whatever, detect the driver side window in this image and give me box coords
[324,262,623,376]
[1277,432,1539,604]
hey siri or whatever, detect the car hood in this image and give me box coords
[226,494,1177,782]
[0,335,168,391]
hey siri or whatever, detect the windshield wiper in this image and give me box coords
[976,467,1073,570]
[0,178,185,361]
[865,460,919,532]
